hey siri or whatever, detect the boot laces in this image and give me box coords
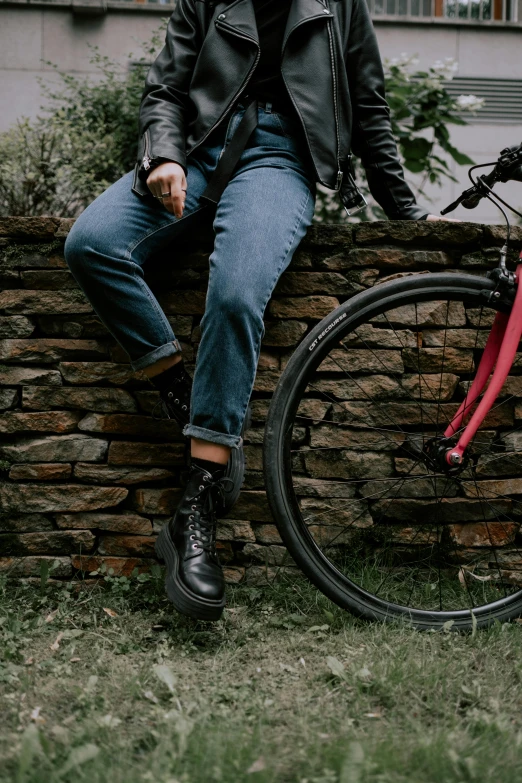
[185,471,235,556]
[152,397,170,422]
[151,372,192,422]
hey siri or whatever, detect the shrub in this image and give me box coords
[314,55,483,223]
[0,33,162,218]
[0,37,482,221]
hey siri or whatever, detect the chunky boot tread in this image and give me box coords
[155,524,225,621]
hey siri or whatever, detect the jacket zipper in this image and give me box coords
[280,10,339,190]
[142,129,152,171]
[186,21,261,160]
[326,12,343,191]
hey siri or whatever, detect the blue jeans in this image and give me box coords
[64,101,317,449]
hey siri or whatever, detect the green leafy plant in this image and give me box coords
[39,41,161,190]
[86,560,164,604]
[314,55,484,223]
[0,36,482,221]
[0,119,71,217]
[388,56,481,190]
[0,29,165,218]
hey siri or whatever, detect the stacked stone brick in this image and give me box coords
[0,216,520,584]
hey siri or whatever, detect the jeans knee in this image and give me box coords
[64,220,109,286]
[64,225,87,278]
[213,288,261,324]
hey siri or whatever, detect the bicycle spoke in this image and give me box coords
[272,279,522,625]
[431,460,444,611]
[435,301,451,433]
[454,304,484,441]
[467,471,509,599]
[346,321,442,429]
[313,462,424,559]
[304,380,429,467]
[415,303,425,450]
[301,475,428,526]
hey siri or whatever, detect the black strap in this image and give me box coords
[199,96,259,207]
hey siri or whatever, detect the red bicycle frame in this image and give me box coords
[444,259,522,465]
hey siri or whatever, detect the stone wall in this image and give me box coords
[0,216,520,584]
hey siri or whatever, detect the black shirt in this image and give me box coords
[248,0,296,121]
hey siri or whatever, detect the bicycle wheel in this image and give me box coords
[263,272,522,630]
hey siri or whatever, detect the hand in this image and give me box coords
[146,162,187,218]
[425,214,461,223]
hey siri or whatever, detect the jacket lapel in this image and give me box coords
[214,0,259,44]
[283,0,329,52]
[217,0,329,49]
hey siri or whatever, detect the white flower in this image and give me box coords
[398,52,419,67]
[425,77,444,90]
[432,58,459,80]
[384,52,420,80]
[456,94,485,112]
[386,53,417,66]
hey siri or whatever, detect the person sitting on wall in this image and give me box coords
[64,0,452,622]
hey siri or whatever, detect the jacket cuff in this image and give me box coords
[149,145,187,175]
[137,156,188,184]
[393,204,431,221]
[136,131,188,183]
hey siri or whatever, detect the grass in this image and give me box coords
[1,568,522,783]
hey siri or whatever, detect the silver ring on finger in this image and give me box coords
[161,192,170,199]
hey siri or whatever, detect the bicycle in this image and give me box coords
[263,142,522,631]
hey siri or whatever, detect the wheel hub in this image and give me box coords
[422,437,470,476]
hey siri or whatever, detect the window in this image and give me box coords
[368,0,519,21]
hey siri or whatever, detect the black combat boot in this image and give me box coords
[155,462,234,621]
[155,359,193,430]
[151,359,251,515]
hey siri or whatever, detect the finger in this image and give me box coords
[171,189,186,219]
[153,177,178,214]
[146,171,160,194]
[170,172,187,213]
[426,214,461,223]
[161,177,186,218]
[147,178,164,202]
[155,181,176,216]
[176,179,188,217]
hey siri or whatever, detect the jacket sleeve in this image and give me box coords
[137,0,200,180]
[344,0,430,220]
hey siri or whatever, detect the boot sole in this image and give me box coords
[155,523,225,621]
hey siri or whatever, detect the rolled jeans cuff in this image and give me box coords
[182,423,243,450]
[130,339,182,372]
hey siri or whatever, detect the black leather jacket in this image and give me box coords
[132,0,429,220]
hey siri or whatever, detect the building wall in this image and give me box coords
[1,2,521,222]
[0,2,167,132]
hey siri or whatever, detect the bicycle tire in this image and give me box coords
[263,272,522,630]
